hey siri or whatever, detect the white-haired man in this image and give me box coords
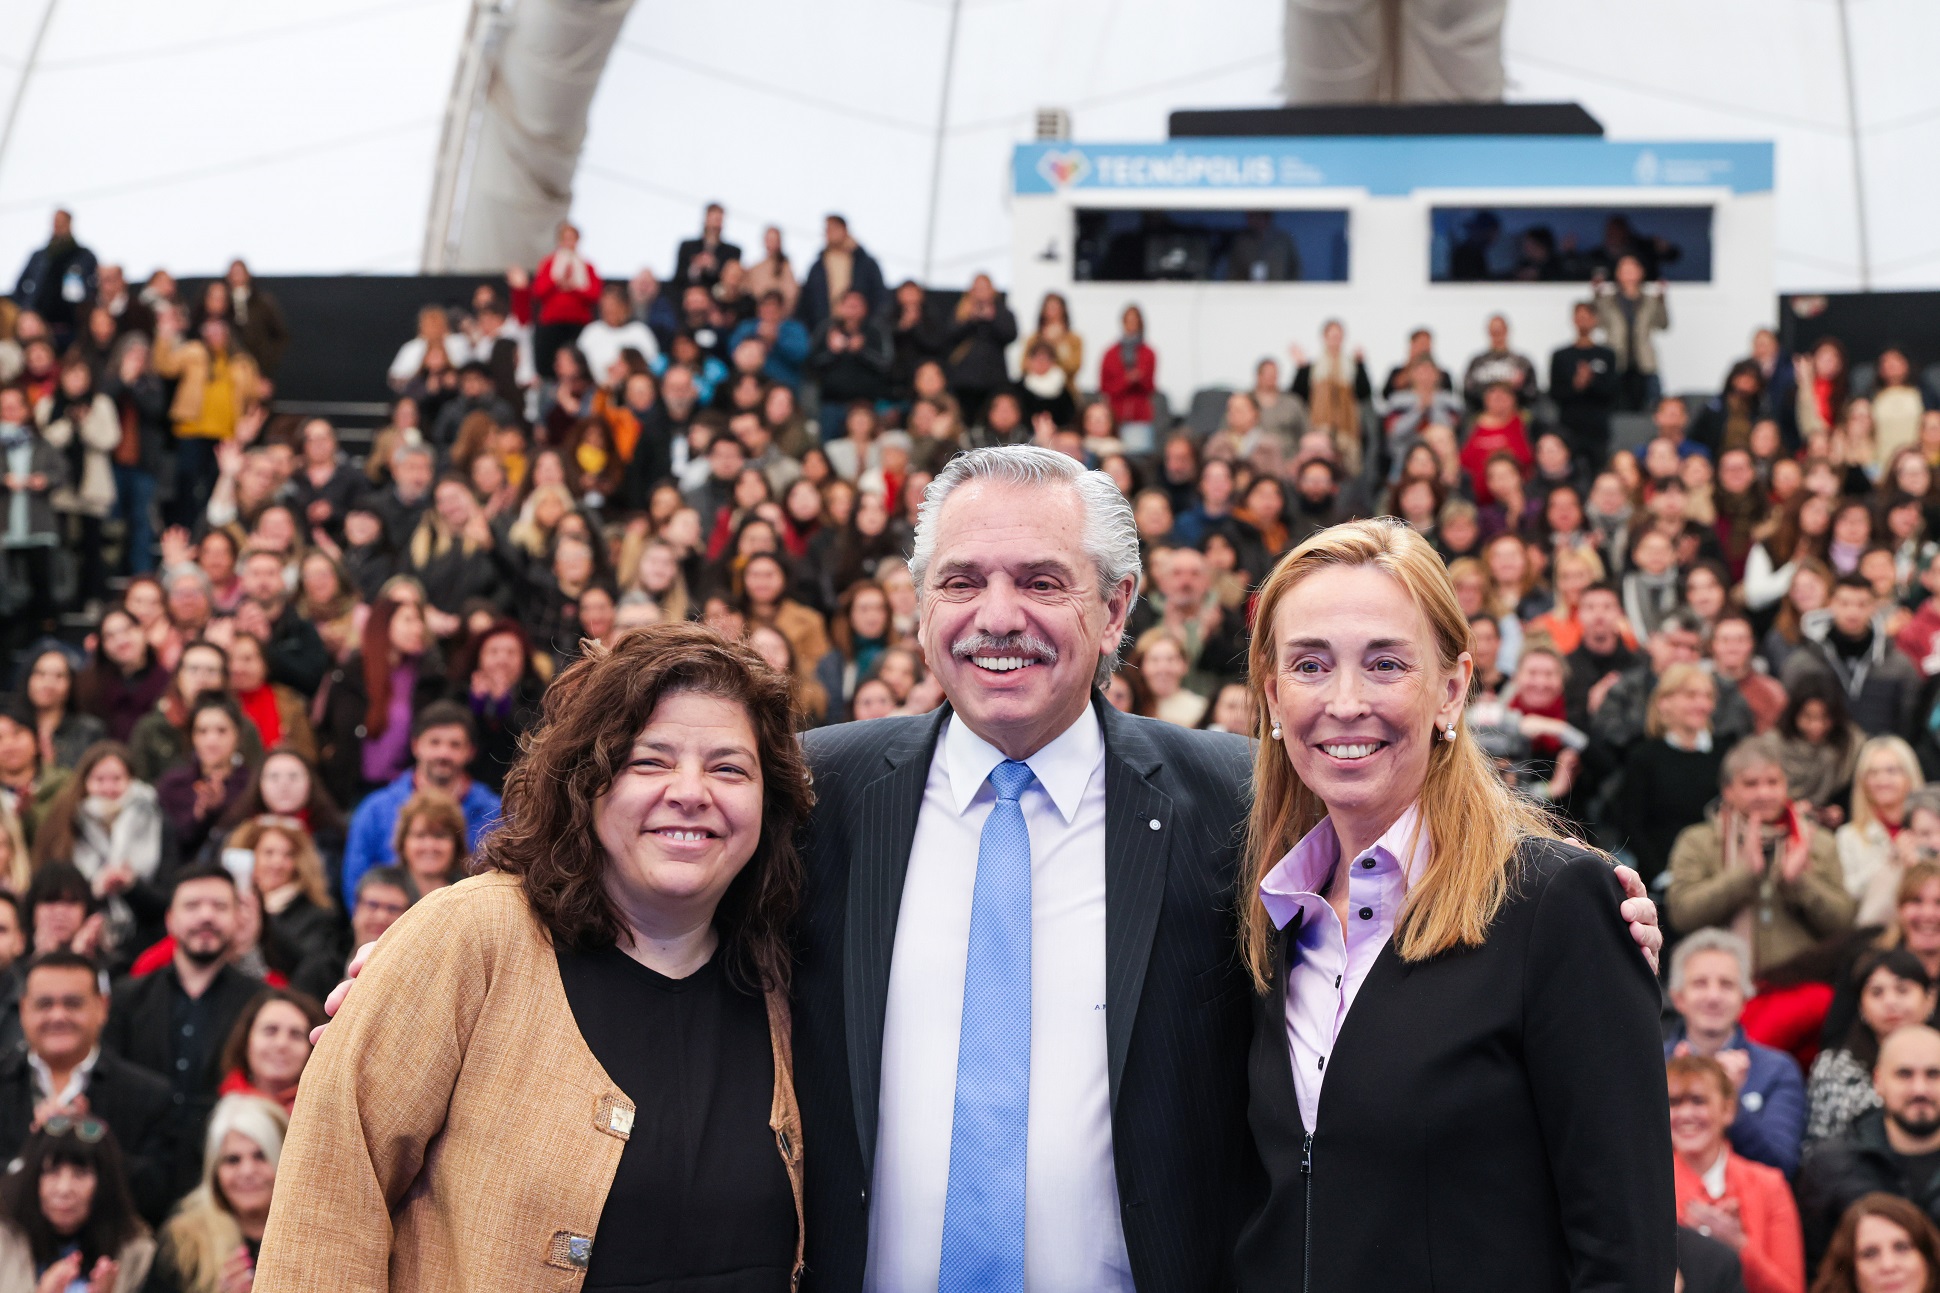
[1664,927,1808,1175]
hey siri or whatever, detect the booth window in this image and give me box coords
[1430,206,1714,283]
[1073,209,1350,283]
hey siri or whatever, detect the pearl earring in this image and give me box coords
[1442,721,1458,742]
[1270,720,1283,741]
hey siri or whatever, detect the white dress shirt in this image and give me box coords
[865,708,1134,1293]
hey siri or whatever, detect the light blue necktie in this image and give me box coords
[938,759,1036,1293]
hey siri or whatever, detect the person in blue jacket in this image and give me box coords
[1665,926,1810,1175]
[340,701,500,909]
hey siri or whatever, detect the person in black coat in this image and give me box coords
[1232,519,1672,1292]
[101,866,263,1199]
[0,951,176,1223]
[1796,1026,1940,1267]
[1547,300,1620,466]
[796,215,885,329]
[1677,1225,1748,1293]
[672,204,741,292]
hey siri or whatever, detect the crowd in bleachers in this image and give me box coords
[5,197,1940,1288]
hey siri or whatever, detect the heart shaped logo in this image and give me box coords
[1036,149,1090,189]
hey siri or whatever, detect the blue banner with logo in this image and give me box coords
[1013,138,1773,197]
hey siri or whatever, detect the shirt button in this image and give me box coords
[175,1059,189,1072]
[1148,819,1161,831]
[1361,858,1376,869]
[1317,1056,1325,1070]
[1359,907,1373,920]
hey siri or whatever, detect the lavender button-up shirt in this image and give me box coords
[1257,803,1430,1131]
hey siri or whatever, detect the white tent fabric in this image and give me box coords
[0,0,1932,294]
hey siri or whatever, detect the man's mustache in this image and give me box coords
[951,632,1059,662]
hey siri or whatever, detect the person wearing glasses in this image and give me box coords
[0,951,173,1225]
[0,1117,153,1292]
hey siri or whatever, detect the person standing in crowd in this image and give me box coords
[257,627,813,1290]
[939,274,1016,429]
[799,214,885,330]
[672,202,741,293]
[1614,663,1727,887]
[1782,576,1924,739]
[1549,300,1621,467]
[525,221,602,369]
[12,209,96,344]
[1098,305,1157,453]
[152,308,261,530]
[1666,928,1810,1176]
[102,866,261,1198]
[1234,516,1671,1291]
[1597,253,1671,412]
[806,289,893,412]
[0,384,67,654]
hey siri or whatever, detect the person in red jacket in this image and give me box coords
[1669,1053,1806,1293]
[524,221,601,382]
[1459,381,1534,505]
[1098,303,1157,453]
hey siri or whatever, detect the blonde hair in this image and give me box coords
[1643,663,1715,739]
[508,483,577,556]
[1551,542,1607,591]
[1851,735,1923,837]
[0,798,28,895]
[1241,518,1567,989]
[226,816,334,912]
[1444,555,1506,618]
[158,1095,287,1293]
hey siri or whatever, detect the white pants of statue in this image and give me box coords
[1281,0,1508,102]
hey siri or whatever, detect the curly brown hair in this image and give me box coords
[478,622,812,993]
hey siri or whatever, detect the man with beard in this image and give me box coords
[234,546,327,695]
[339,702,500,908]
[1797,1024,1940,1266]
[102,864,260,1196]
[621,363,699,510]
[1286,452,1352,547]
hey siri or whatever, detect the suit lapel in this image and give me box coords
[844,708,949,1177]
[1099,700,1175,1113]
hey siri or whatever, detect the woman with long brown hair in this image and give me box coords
[1231,517,1671,1290]
[315,591,447,805]
[257,624,814,1290]
[1810,1192,1940,1293]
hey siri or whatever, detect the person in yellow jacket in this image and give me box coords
[153,307,263,527]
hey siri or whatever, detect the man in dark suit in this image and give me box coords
[794,446,1662,1292]
[0,951,175,1221]
[673,203,741,294]
[797,446,1255,1293]
[102,865,261,1197]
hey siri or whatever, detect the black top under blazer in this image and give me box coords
[1234,837,1676,1293]
[793,695,1261,1293]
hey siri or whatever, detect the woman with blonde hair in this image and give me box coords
[226,815,339,966]
[1613,664,1726,886]
[1232,516,1671,1290]
[505,481,576,559]
[147,1095,288,1293]
[0,797,28,893]
[1445,555,1524,674]
[1839,735,1926,925]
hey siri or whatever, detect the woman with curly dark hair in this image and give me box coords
[256,623,813,1290]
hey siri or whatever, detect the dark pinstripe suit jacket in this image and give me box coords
[794,694,1262,1293]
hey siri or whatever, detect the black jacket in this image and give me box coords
[261,601,328,697]
[1677,1226,1747,1293]
[1797,1106,1940,1267]
[1233,839,1675,1293]
[0,1046,176,1222]
[313,650,451,806]
[102,964,261,1197]
[793,697,1259,1293]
